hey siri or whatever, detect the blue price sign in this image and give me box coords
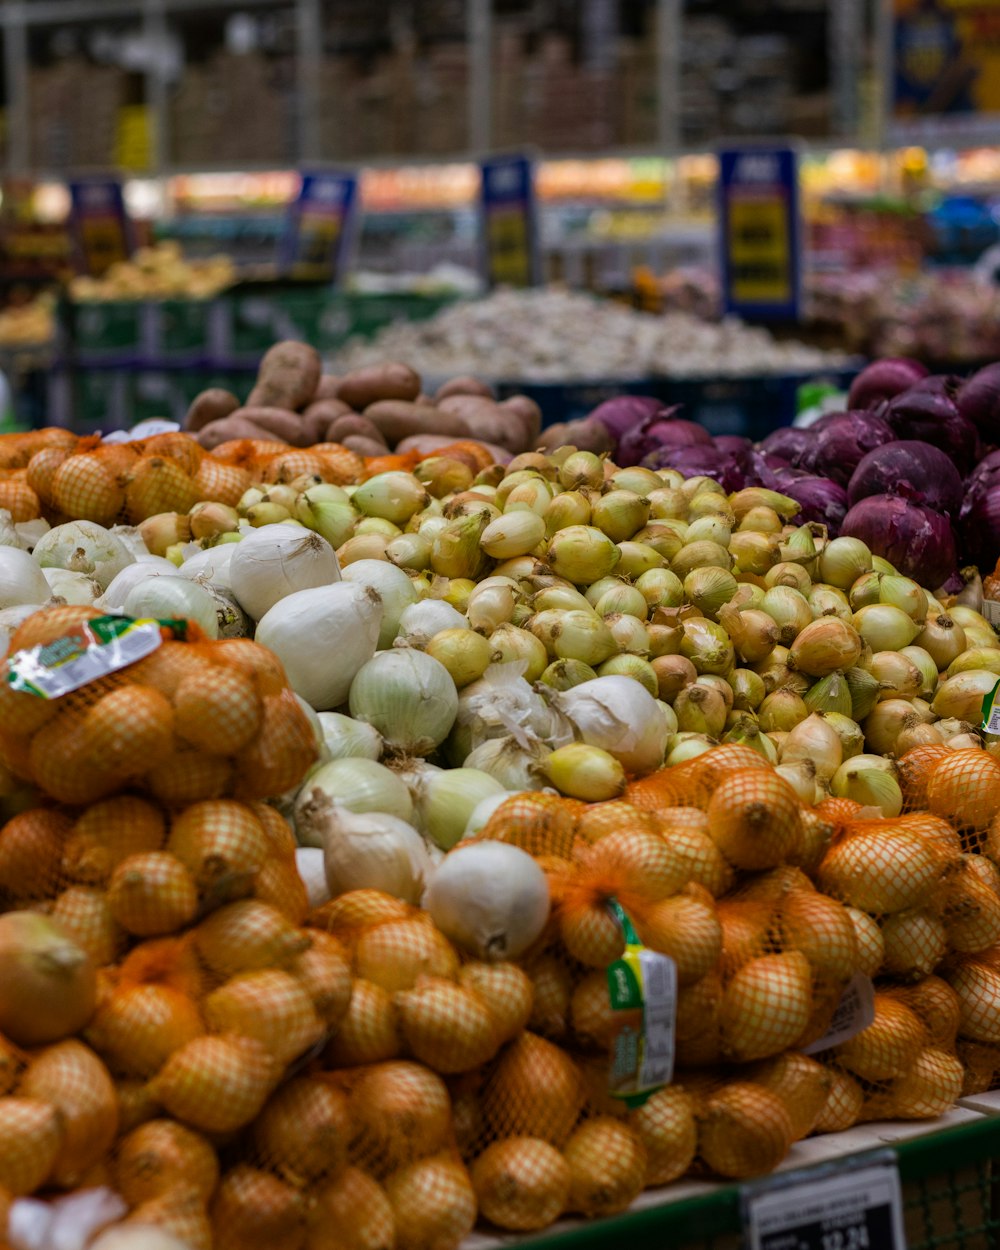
[718,147,801,322]
[479,154,540,289]
[281,171,358,284]
[68,178,133,278]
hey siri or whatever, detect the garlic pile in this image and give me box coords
[334,289,847,382]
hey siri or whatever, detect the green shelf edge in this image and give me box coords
[508,1115,1000,1250]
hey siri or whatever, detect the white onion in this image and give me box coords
[293,694,327,762]
[295,758,414,848]
[465,791,518,836]
[33,521,134,590]
[15,518,49,551]
[10,1188,128,1250]
[396,599,468,647]
[122,575,220,639]
[424,840,550,960]
[0,548,50,609]
[552,675,668,775]
[341,559,419,649]
[256,582,382,711]
[317,711,383,761]
[0,604,42,655]
[98,561,174,611]
[178,544,237,591]
[110,524,151,560]
[464,735,551,790]
[409,767,508,850]
[41,568,103,606]
[294,847,331,909]
[230,523,340,621]
[322,808,435,904]
[349,648,459,756]
[0,509,25,550]
[202,584,250,638]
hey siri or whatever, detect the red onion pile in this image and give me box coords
[581,354,1000,589]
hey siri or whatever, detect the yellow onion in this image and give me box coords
[845,665,880,719]
[617,541,665,579]
[635,567,684,609]
[545,491,591,534]
[489,623,548,681]
[595,583,648,619]
[835,996,925,1081]
[529,609,616,666]
[425,628,496,688]
[591,490,650,542]
[765,561,812,592]
[504,479,554,516]
[652,654,697,701]
[597,654,659,696]
[0,912,97,1047]
[471,1138,571,1231]
[720,951,813,1062]
[758,689,808,733]
[825,711,865,759]
[932,671,999,721]
[563,1118,647,1218]
[830,757,903,816]
[698,1084,794,1179]
[819,824,947,914]
[685,515,732,547]
[671,540,731,581]
[818,536,873,589]
[789,618,862,676]
[761,586,813,644]
[603,612,651,654]
[731,668,766,711]
[780,713,843,782]
[0,1097,62,1195]
[863,699,923,755]
[846,907,885,977]
[720,603,779,664]
[545,744,625,802]
[673,684,728,737]
[915,613,968,670]
[679,618,735,674]
[547,525,620,584]
[481,511,546,560]
[900,645,939,697]
[803,671,853,717]
[730,530,777,575]
[949,646,1000,677]
[646,485,687,519]
[541,659,598,690]
[634,522,686,562]
[808,584,852,621]
[740,506,783,533]
[853,604,920,651]
[879,574,928,621]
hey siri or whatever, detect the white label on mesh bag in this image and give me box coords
[802,972,875,1056]
[981,677,1000,734]
[6,616,171,699]
[636,947,677,1090]
[982,599,1000,629]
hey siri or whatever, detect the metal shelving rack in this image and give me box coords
[0,0,865,180]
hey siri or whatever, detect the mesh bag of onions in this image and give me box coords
[0,605,317,807]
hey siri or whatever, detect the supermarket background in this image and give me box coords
[5,0,1000,433]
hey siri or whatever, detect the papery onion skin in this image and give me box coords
[847,358,928,411]
[841,495,957,589]
[878,386,978,475]
[847,441,964,516]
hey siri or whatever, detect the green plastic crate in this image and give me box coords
[507,1116,1000,1250]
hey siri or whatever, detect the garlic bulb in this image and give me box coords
[256,582,382,711]
[323,808,435,904]
[464,736,551,790]
[424,840,550,960]
[552,675,668,775]
[230,523,340,621]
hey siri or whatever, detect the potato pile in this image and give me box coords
[183,341,542,463]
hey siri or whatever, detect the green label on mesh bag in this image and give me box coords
[982,678,1000,735]
[6,615,187,699]
[606,899,677,1108]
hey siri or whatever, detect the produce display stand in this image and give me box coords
[464,1110,1000,1250]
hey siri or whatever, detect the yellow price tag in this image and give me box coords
[487,208,532,287]
[728,196,792,304]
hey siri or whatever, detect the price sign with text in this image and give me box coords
[68,178,133,278]
[479,154,540,289]
[743,1156,905,1250]
[281,172,358,284]
[718,147,801,322]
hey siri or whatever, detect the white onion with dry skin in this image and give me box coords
[229,522,340,621]
[425,840,550,960]
[552,675,668,775]
[322,808,436,904]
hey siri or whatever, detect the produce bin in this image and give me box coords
[467,1112,1000,1250]
[496,367,861,436]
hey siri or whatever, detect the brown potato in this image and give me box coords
[326,415,388,447]
[337,362,421,410]
[313,374,342,401]
[535,419,612,454]
[183,388,240,433]
[303,398,353,424]
[364,400,468,446]
[197,416,284,450]
[435,375,496,401]
[438,398,528,453]
[342,436,392,459]
[230,406,309,446]
[396,433,511,464]
[246,340,322,411]
[500,394,543,445]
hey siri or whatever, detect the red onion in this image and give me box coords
[847,358,928,411]
[957,362,1000,440]
[774,473,848,529]
[714,435,753,456]
[585,395,662,442]
[801,410,895,486]
[878,386,978,474]
[841,495,957,588]
[641,443,748,492]
[846,440,964,516]
[959,487,1000,574]
[617,406,708,466]
[760,427,811,464]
